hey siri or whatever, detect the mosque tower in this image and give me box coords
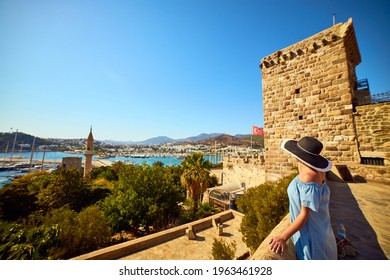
[83,127,94,177]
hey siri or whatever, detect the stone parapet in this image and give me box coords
[251,214,296,260]
[348,164,390,184]
[71,210,238,260]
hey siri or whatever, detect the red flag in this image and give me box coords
[252,126,264,136]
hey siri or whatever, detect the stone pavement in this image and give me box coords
[117,179,390,260]
[328,180,389,259]
[119,212,249,260]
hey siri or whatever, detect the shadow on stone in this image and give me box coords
[352,175,367,183]
[195,236,206,241]
[328,180,387,259]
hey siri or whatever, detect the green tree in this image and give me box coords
[37,168,86,211]
[89,164,122,181]
[100,188,137,232]
[0,171,49,221]
[42,206,111,259]
[0,184,37,221]
[101,164,185,233]
[180,153,213,215]
[236,171,297,252]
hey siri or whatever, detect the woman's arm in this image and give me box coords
[269,205,310,255]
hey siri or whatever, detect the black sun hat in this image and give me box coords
[281,136,332,172]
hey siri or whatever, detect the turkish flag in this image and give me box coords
[252,126,264,136]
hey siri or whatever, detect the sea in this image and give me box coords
[0,152,221,188]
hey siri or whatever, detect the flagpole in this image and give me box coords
[251,125,254,149]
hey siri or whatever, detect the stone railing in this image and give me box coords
[251,214,296,260]
[71,210,238,260]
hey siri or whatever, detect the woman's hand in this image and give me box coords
[269,236,286,255]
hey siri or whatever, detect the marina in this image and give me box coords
[0,151,222,187]
[0,158,60,187]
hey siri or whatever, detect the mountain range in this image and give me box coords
[101,133,225,145]
[0,132,264,148]
[101,133,264,148]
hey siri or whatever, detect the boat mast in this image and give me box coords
[19,141,23,158]
[10,129,18,163]
[41,144,46,171]
[29,137,36,172]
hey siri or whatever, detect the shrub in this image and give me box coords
[179,201,219,224]
[0,171,48,221]
[196,202,219,219]
[42,206,111,259]
[0,221,60,260]
[37,168,86,211]
[236,170,297,252]
[212,238,237,260]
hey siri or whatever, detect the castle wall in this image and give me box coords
[260,19,362,182]
[355,103,390,161]
[221,156,265,188]
[61,156,82,169]
[352,102,390,183]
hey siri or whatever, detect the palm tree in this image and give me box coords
[180,152,212,215]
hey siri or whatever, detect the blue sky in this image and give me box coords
[1,0,389,141]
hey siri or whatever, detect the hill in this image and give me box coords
[195,134,264,148]
[101,133,224,145]
[137,136,175,145]
[0,131,264,150]
[0,132,51,152]
[181,133,222,142]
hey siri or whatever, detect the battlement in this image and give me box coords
[260,18,361,70]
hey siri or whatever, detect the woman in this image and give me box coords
[269,136,337,260]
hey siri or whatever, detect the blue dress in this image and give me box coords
[287,176,337,260]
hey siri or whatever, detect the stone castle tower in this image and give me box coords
[83,127,94,177]
[260,18,367,182]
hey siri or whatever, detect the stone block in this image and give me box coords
[186,226,197,240]
[212,217,222,228]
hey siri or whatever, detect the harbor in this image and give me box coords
[0,151,222,187]
[0,156,61,187]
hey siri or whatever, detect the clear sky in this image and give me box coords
[1,0,389,141]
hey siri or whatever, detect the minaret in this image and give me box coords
[83,127,94,177]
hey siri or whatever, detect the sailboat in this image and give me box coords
[0,142,9,169]
[0,130,18,171]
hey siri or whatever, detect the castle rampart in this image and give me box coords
[221,155,265,188]
[351,102,390,182]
